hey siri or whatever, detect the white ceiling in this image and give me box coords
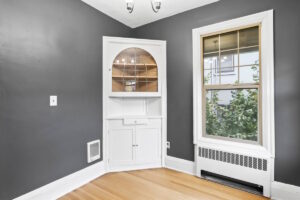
[82,0,219,28]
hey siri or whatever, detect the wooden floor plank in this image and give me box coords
[129,168,267,200]
[59,168,269,200]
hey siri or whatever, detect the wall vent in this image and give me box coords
[87,140,101,163]
[198,147,267,171]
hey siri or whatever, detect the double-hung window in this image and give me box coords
[202,25,261,144]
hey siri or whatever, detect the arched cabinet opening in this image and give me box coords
[112,48,158,93]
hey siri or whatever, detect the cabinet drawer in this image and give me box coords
[123,118,149,125]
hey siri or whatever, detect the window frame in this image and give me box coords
[192,10,275,161]
[201,24,262,145]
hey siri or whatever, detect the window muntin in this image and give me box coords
[202,25,261,144]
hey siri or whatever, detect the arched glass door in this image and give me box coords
[112,48,158,92]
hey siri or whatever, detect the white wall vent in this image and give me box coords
[199,147,267,171]
[87,140,101,163]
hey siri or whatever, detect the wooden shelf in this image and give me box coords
[112,75,158,79]
[113,63,157,67]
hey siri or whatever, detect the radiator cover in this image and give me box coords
[196,146,271,197]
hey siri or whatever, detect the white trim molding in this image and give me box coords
[165,156,195,175]
[271,182,300,200]
[14,162,105,200]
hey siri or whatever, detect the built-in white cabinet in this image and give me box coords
[108,119,161,170]
[103,37,166,172]
[135,126,161,164]
[108,127,135,167]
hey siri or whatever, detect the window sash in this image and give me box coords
[201,25,262,145]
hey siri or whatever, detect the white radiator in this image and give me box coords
[196,145,271,197]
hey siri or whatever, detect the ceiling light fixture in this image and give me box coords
[125,0,134,13]
[151,0,162,13]
[125,0,162,14]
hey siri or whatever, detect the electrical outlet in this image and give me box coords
[166,141,170,149]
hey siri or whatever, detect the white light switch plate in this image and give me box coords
[50,95,57,106]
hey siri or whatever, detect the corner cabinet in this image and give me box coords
[103,37,166,172]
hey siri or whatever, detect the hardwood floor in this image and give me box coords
[59,168,269,200]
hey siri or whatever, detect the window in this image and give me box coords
[202,25,261,144]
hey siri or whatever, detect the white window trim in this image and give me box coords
[193,10,274,159]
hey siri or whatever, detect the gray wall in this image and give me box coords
[0,0,131,199]
[133,0,300,187]
[1,0,300,199]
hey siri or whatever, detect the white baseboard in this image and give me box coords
[165,156,195,175]
[108,162,162,173]
[271,181,300,200]
[14,162,105,200]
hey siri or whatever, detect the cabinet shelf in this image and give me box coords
[112,75,158,79]
[113,63,157,67]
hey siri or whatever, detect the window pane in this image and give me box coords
[240,47,259,66]
[204,54,219,70]
[240,65,259,84]
[203,35,219,54]
[204,54,219,85]
[220,31,238,51]
[204,68,220,85]
[205,89,258,142]
[220,50,238,84]
[220,67,238,84]
[239,26,259,48]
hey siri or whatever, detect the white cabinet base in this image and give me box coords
[107,119,162,171]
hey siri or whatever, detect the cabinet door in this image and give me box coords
[109,128,135,167]
[135,127,161,164]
